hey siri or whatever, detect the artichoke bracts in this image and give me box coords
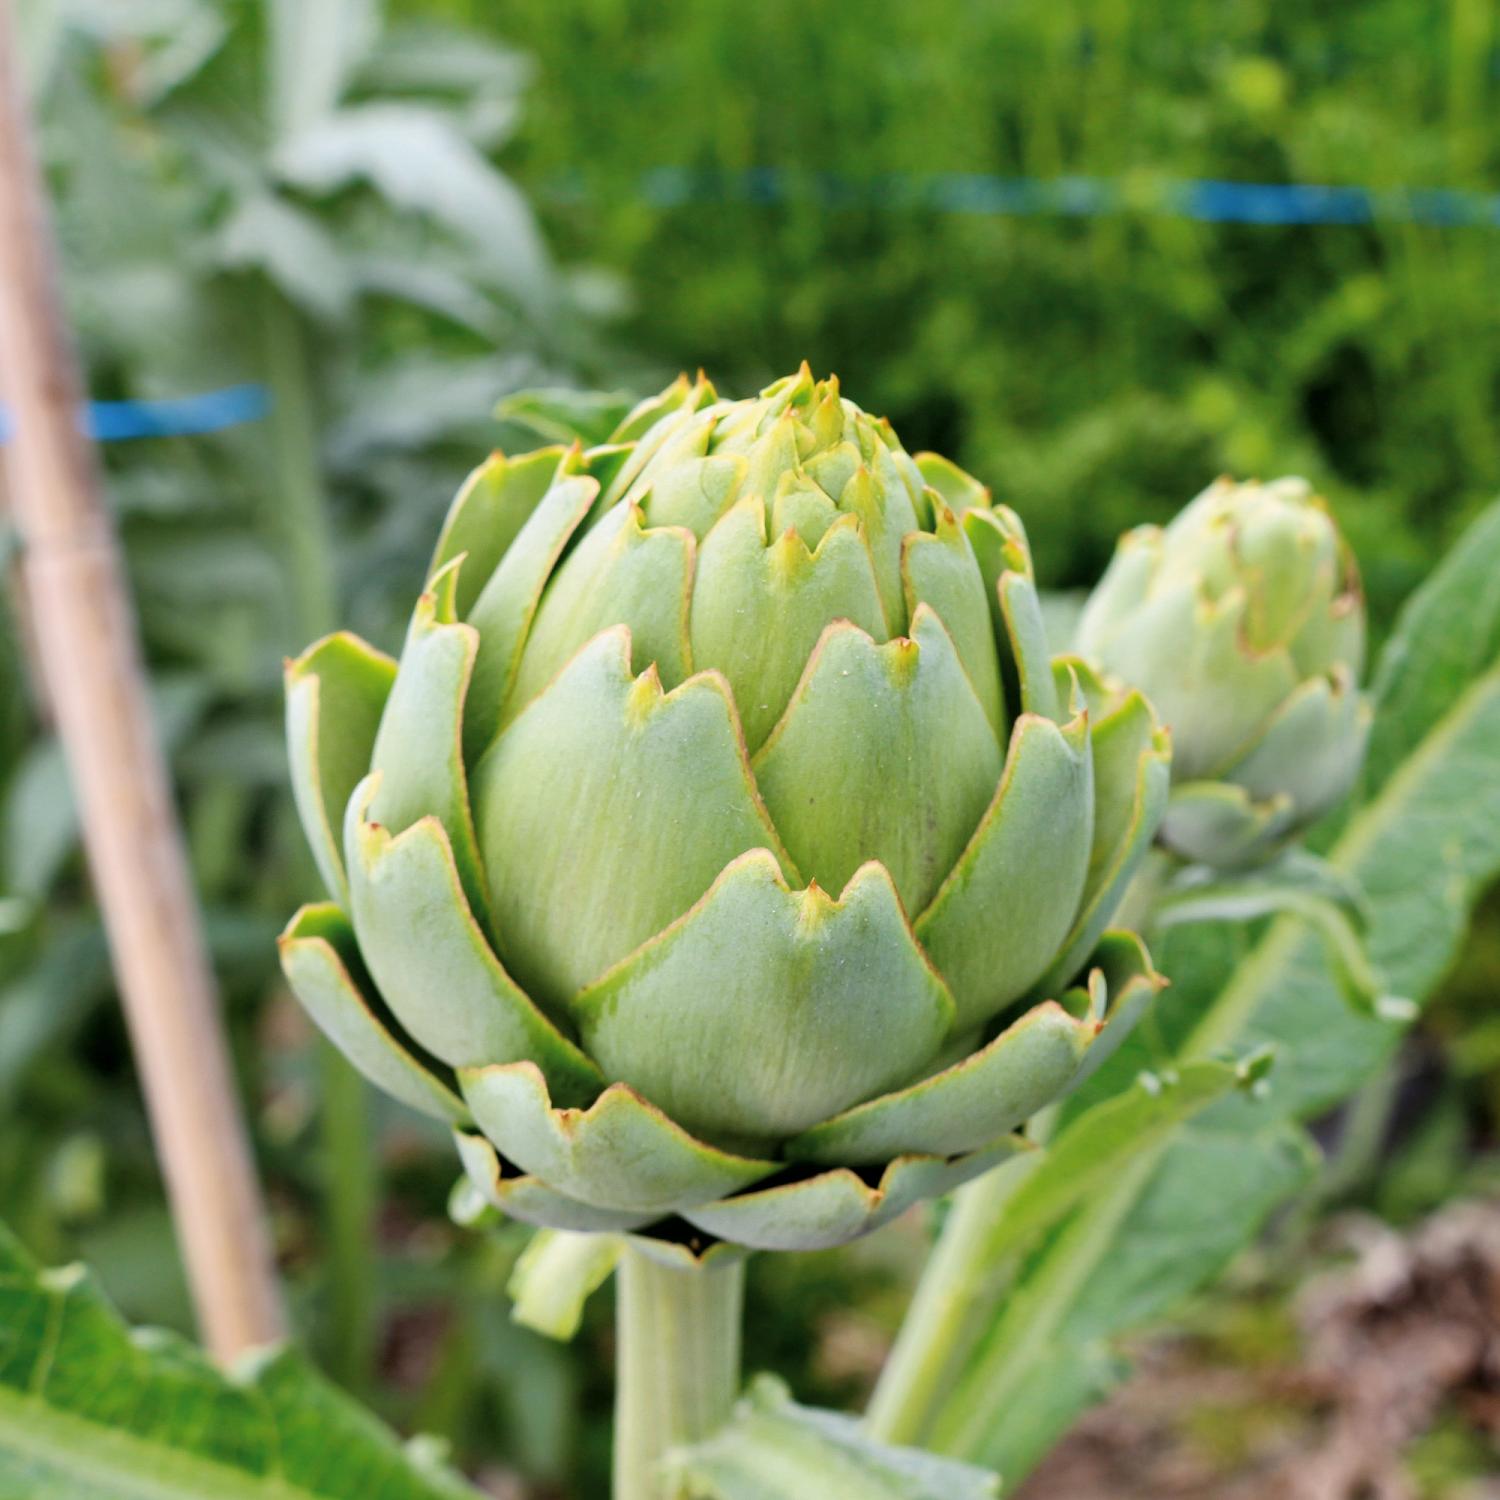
[279,368,1169,1255]
[1076,475,1369,869]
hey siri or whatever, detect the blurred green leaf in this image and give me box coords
[671,1376,1000,1500]
[0,1220,483,1498]
[274,104,552,307]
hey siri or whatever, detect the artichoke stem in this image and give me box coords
[864,1165,1025,1445]
[613,1246,745,1500]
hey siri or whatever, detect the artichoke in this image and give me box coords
[1076,475,1369,869]
[279,367,1169,1255]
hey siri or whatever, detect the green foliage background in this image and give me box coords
[473,0,1500,622]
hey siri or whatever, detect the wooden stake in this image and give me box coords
[0,2,286,1359]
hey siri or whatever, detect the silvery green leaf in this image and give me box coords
[669,1377,1000,1500]
[273,104,553,308]
[0,1221,482,1499]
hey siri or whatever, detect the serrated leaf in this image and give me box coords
[0,1222,481,1500]
[495,386,637,447]
[924,499,1500,1480]
[671,1376,1000,1500]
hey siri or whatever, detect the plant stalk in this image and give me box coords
[613,1246,744,1500]
[865,1168,1024,1445]
[867,853,1171,1445]
[256,280,378,1389]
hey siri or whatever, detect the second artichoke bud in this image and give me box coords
[1076,475,1370,869]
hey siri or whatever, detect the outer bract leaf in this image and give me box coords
[459,1062,777,1215]
[345,777,601,1103]
[1034,681,1172,995]
[452,1129,652,1232]
[602,374,718,495]
[1230,669,1371,821]
[998,571,1061,723]
[964,506,1059,723]
[902,505,1005,736]
[668,1375,1001,1500]
[914,452,991,517]
[472,628,794,1007]
[430,446,568,616]
[785,1002,1094,1166]
[284,631,395,903]
[367,559,489,925]
[505,502,694,720]
[1159,781,1295,868]
[462,471,600,760]
[642,453,747,537]
[836,465,918,637]
[680,1138,1032,1253]
[278,904,468,1125]
[508,1230,621,1342]
[0,1223,481,1500]
[1095,581,1300,780]
[690,499,887,752]
[1062,930,1167,1093]
[916,711,1093,1030]
[754,608,1001,917]
[571,850,957,1147]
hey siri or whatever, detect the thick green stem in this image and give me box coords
[865,1168,1024,1445]
[613,1246,744,1500]
[258,284,336,642]
[257,281,375,1387]
[868,854,1172,1445]
[319,1045,376,1390]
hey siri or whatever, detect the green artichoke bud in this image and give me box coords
[1076,475,1369,869]
[279,367,1169,1255]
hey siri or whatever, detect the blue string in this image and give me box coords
[639,167,1500,226]
[0,383,270,444]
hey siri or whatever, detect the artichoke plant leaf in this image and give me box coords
[681,1138,1033,1254]
[504,501,695,719]
[571,850,957,1146]
[463,469,600,759]
[643,453,748,538]
[345,777,602,1102]
[367,559,489,925]
[507,1229,621,1342]
[284,629,396,905]
[785,1001,1094,1166]
[668,1375,1001,1500]
[1033,690,1171,997]
[279,903,469,1124]
[690,499,887,753]
[915,710,1093,1030]
[0,1222,481,1500]
[429,446,570,617]
[473,627,795,1006]
[1229,669,1371,819]
[901,507,1005,737]
[495,387,635,448]
[459,1062,777,1216]
[753,607,1002,918]
[452,1130,653,1232]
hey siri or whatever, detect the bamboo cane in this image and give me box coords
[0,1,286,1360]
